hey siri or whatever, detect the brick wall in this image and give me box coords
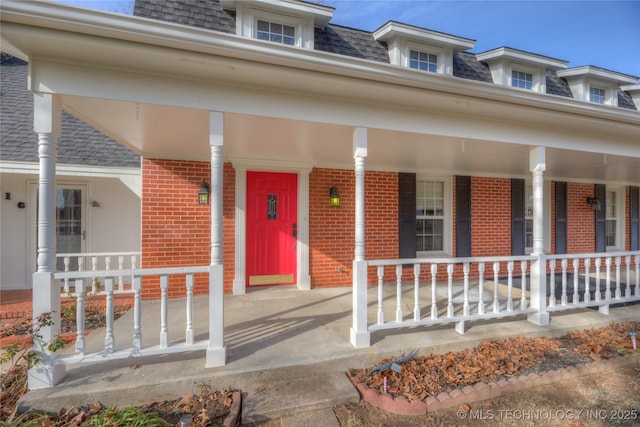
[141,159,235,299]
[567,182,596,253]
[308,168,398,287]
[471,177,512,257]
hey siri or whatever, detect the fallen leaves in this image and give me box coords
[350,321,639,402]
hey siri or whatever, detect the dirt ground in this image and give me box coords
[333,363,640,427]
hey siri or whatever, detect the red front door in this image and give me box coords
[246,172,297,286]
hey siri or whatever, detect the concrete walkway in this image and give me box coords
[15,286,640,425]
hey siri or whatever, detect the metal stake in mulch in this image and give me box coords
[630,331,637,350]
[370,350,419,376]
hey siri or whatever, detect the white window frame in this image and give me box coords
[403,41,452,75]
[408,49,438,73]
[589,86,606,104]
[606,186,625,251]
[586,79,618,106]
[235,5,314,49]
[512,70,533,90]
[508,63,545,93]
[416,177,451,256]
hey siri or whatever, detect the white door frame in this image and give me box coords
[28,181,89,288]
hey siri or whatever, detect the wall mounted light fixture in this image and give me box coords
[329,185,341,207]
[586,197,601,211]
[198,180,210,205]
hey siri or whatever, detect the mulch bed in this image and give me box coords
[348,321,640,403]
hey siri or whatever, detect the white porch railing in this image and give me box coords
[351,251,640,347]
[57,252,140,294]
[367,255,537,335]
[52,266,209,365]
[545,252,640,314]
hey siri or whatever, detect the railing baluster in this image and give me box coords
[605,257,612,300]
[132,276,142,354]
[572,258,579,304]
[462,262,470,316]
[395,265,403,323]
[160,274,169,348]
[520,260,527,310]
[561,259,568,306]
[185,273,194,345]
[625,255,631,298]
[63,257,71,293]
[447,263,454,317]
[118,255,125,292]
[430,264,438,319]
[413,264,421,321]
[492,262,500,313]
[477,262,485,315]
[104,277,114,353]
[75,278,85,356]
[584,258,591,303]
[507,261,514,312]
[91,256,98,293]
[548,259,556,307]
[595,258,601,301]
[131,255,137,290]
[615,256,621,299]
[377,266,384,325]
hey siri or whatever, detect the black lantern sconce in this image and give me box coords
[586,197,601,211]
[329,185,341,207]
[198,180,210,205]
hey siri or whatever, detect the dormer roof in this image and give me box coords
[556,65,638,85]
[220,0,334,28]
[373,21,475,52]
[476,47,568,70]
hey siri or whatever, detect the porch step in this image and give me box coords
[240,370,358,424]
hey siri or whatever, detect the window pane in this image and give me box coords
[409,50,437,73]
[606,220,616,246]
[606,191,616,217]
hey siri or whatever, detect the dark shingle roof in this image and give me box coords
[137,1,638,110]
[133,0,235,33]
[314,24,389,63]
[0,55,140,167]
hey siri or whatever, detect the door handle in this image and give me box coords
[292,223,297,238]
[82,230,86,241]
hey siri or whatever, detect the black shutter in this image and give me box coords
[511,179,525,255]
[555,182,567,254]
[456,176,472,257]
[630,186,639,251]
[595,184,606,253]
[398,173,416,259]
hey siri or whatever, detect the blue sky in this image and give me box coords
[54,0,640,77]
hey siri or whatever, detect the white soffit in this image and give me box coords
[557,66,639,85]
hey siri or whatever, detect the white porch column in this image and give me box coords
[350,127,370,348]
[528,146,549,326]
[29,93,66,389]
[206,111,226,367]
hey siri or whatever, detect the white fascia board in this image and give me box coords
[0,160,140,178]
[220,0,334,28]
[373,21,475,52]
[476,47,568,70]
[557,66,639,85]
[2,0,638,126]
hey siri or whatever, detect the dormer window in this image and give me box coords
[557,66,637,107]
[477,47,567,94]
[589,86,606,104]
[512,70,533,90]
[221,0,334,50]
[373,21,474,77]
[409,50,437,73]
[257,20,295,46]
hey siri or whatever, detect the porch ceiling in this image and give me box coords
[63,95,639,183]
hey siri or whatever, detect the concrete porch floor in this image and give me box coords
[13,285,640,424]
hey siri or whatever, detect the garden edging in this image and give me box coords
[348,354,638,416]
